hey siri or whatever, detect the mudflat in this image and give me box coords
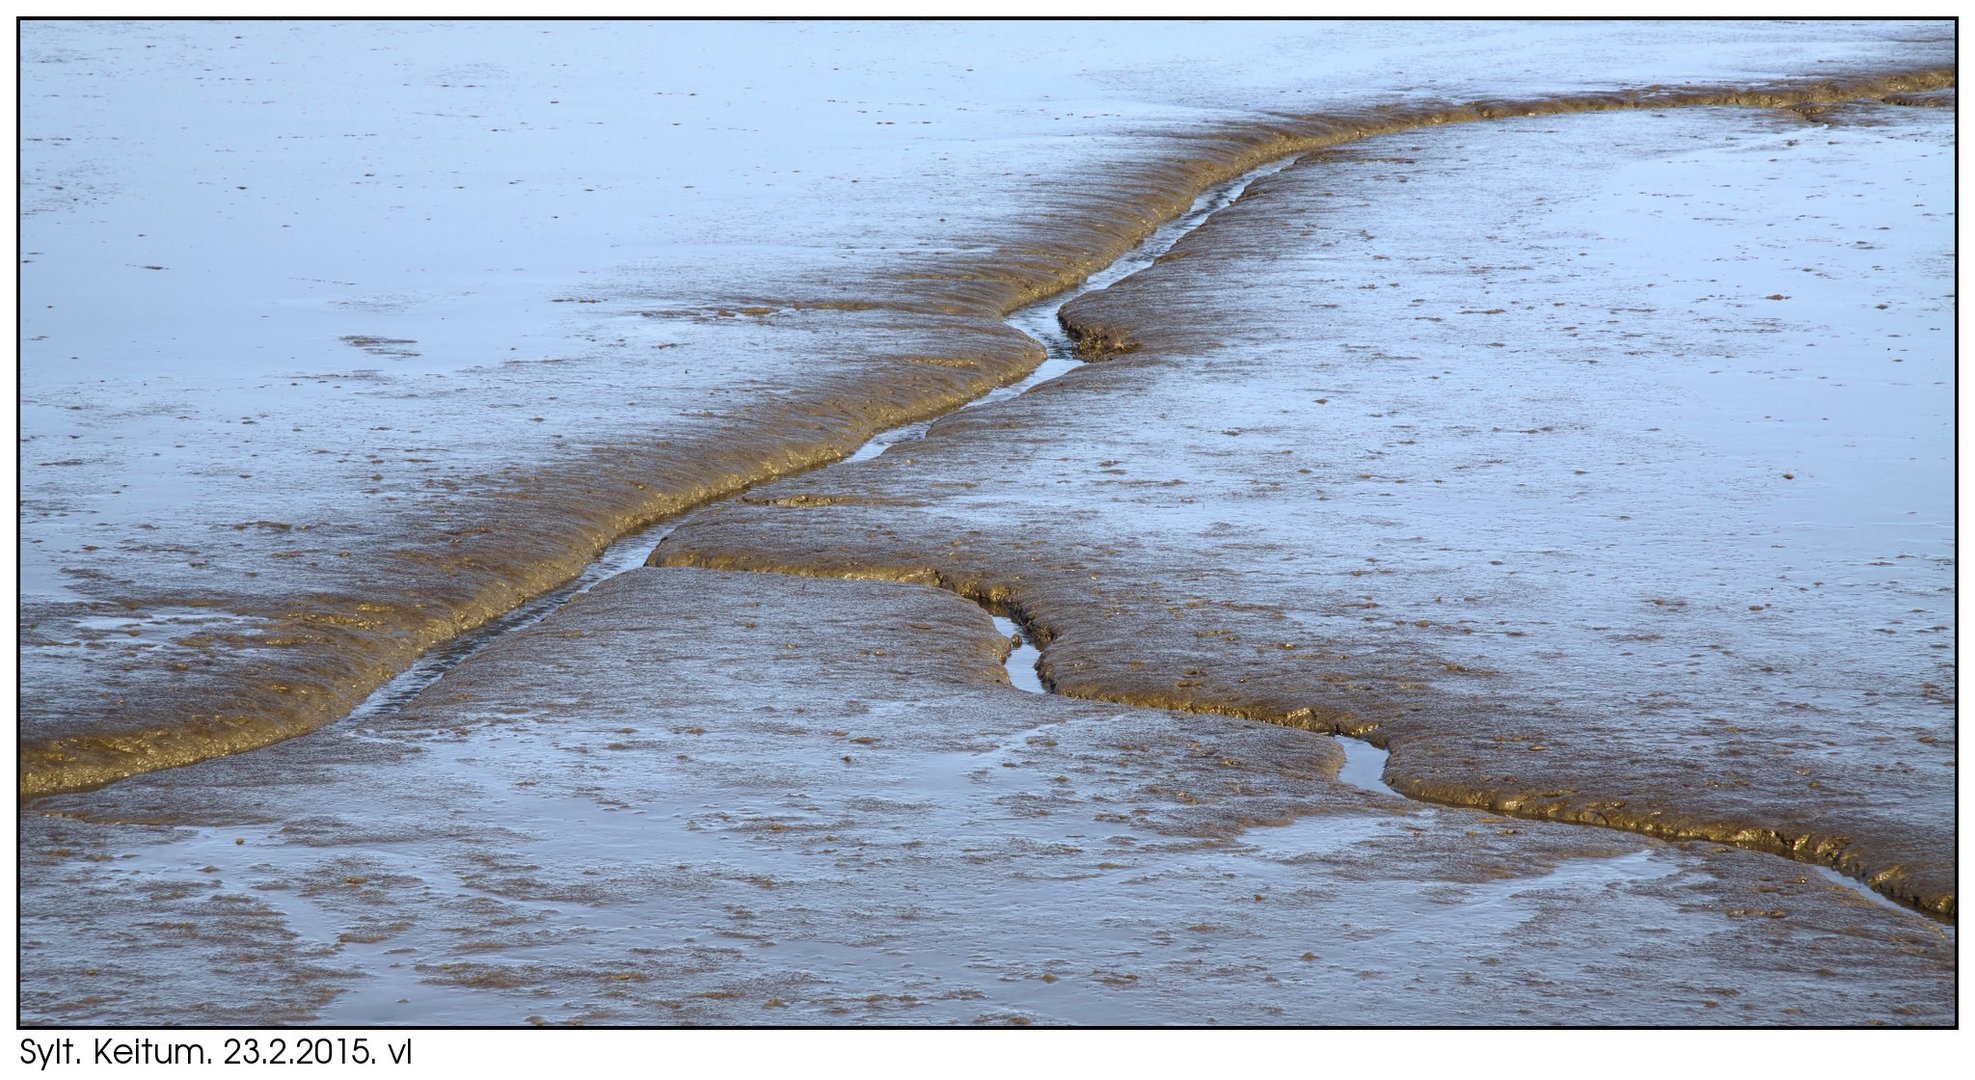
[17,20,1956,1027]
[21,570,1955,1024]
[656,103,1955,916]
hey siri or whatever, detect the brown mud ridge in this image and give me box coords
[21,62,1954,880]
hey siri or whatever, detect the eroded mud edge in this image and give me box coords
[20,64,1953,804]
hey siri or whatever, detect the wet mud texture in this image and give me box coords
[654,100,1954,917]
[18,63,1953,801]
[21,570,1954,1025]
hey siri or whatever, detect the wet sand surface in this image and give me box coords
[17,22,1957,1027]
[655,103,1954,918]
[19,571,1955,1025]
[17,19,1952,799]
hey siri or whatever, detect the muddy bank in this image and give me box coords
[21,569,1954,1025]
[654,96,1954,916]
[18,50,1951,801]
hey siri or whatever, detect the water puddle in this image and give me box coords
[73,608,269,633]
[991,615,1045,694]
[345,524,674,722]
[1812,865,1940,924]
[1335,736,1398,796]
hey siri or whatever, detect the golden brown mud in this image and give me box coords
[20,65,1952,804]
